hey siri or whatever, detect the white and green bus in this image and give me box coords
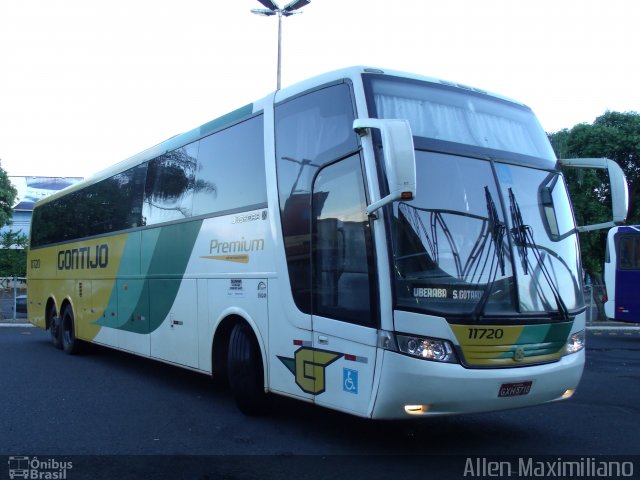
[27,67,628,418]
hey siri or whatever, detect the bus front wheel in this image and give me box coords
[227,323,268,416]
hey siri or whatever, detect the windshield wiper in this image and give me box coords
[397,193,508,320]
[509,188,529,274]
[486,186,506,277]
[508,188,569,321]
[471,188,506,319]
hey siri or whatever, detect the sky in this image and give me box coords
[1,0,639,179]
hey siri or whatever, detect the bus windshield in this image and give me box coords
[365,75,583,320]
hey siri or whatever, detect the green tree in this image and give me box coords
[549,111,640,276]
[0,163,17,227]
[0,161,22,276]
[0,230,28,276]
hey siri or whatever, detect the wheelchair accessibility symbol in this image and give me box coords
[343,368,358,395]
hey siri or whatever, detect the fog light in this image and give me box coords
[404,404,430,415]
[561,389,575,400]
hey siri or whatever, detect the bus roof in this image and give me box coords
[34,66,527,208]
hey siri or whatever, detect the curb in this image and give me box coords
[587,323,640,330]
[0,323,34,328]
[587,321,640,329]
[587,325,640,332]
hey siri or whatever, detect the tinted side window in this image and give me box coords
[192,115,266,216]
[143,143,198,226]
[30,164,146,247]
[88,164,146,235]
[313,155,375,324]
[31,195,76,246]
[30,204,51,247]
[617,235,640,270]
[30,114,265,248]
[275,83,359,313]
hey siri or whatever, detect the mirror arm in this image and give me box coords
[577,222,616,233]
[366,195,396,216]
[560,157,629,230]
[353,118,416,215]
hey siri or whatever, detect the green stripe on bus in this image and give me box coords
[145,220,203,332]
[199,104,254,138]
[95,221,203,334]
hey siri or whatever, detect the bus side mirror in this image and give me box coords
[353,118,417,215]
[560,157,629,232]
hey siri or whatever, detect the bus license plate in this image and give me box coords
[498,381,532,397]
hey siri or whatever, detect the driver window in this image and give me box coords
[312,154,376,325]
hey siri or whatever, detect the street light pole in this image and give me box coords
[277,10,283,90]
[251,0,311,91]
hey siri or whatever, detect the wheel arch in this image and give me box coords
[59,297,74,319]
[45,297,58,331]
[45,295,76,328]
[211,309,267,388]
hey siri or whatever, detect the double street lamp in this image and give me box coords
[251,0,311,90]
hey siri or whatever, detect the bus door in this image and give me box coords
[310,154,379,416]
[273,82,377,411]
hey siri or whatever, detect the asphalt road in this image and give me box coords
[1,326,638,479]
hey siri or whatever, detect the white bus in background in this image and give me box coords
[27,67,628,419]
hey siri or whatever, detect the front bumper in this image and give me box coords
[371,348,584,419]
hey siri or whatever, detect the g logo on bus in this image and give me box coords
[513,347,526,362]
[278,347,341,395]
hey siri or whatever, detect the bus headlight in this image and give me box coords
[396,334,457,363]
[563,330,585,355]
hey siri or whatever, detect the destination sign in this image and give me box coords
[412,285,484,301]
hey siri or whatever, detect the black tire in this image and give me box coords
[227,323,268,416]
[61,305,80,355]
[49,303,63,350]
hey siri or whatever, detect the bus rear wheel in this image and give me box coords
[61,305,80,355]
[227,323,268,416]
[49,304,62,350]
